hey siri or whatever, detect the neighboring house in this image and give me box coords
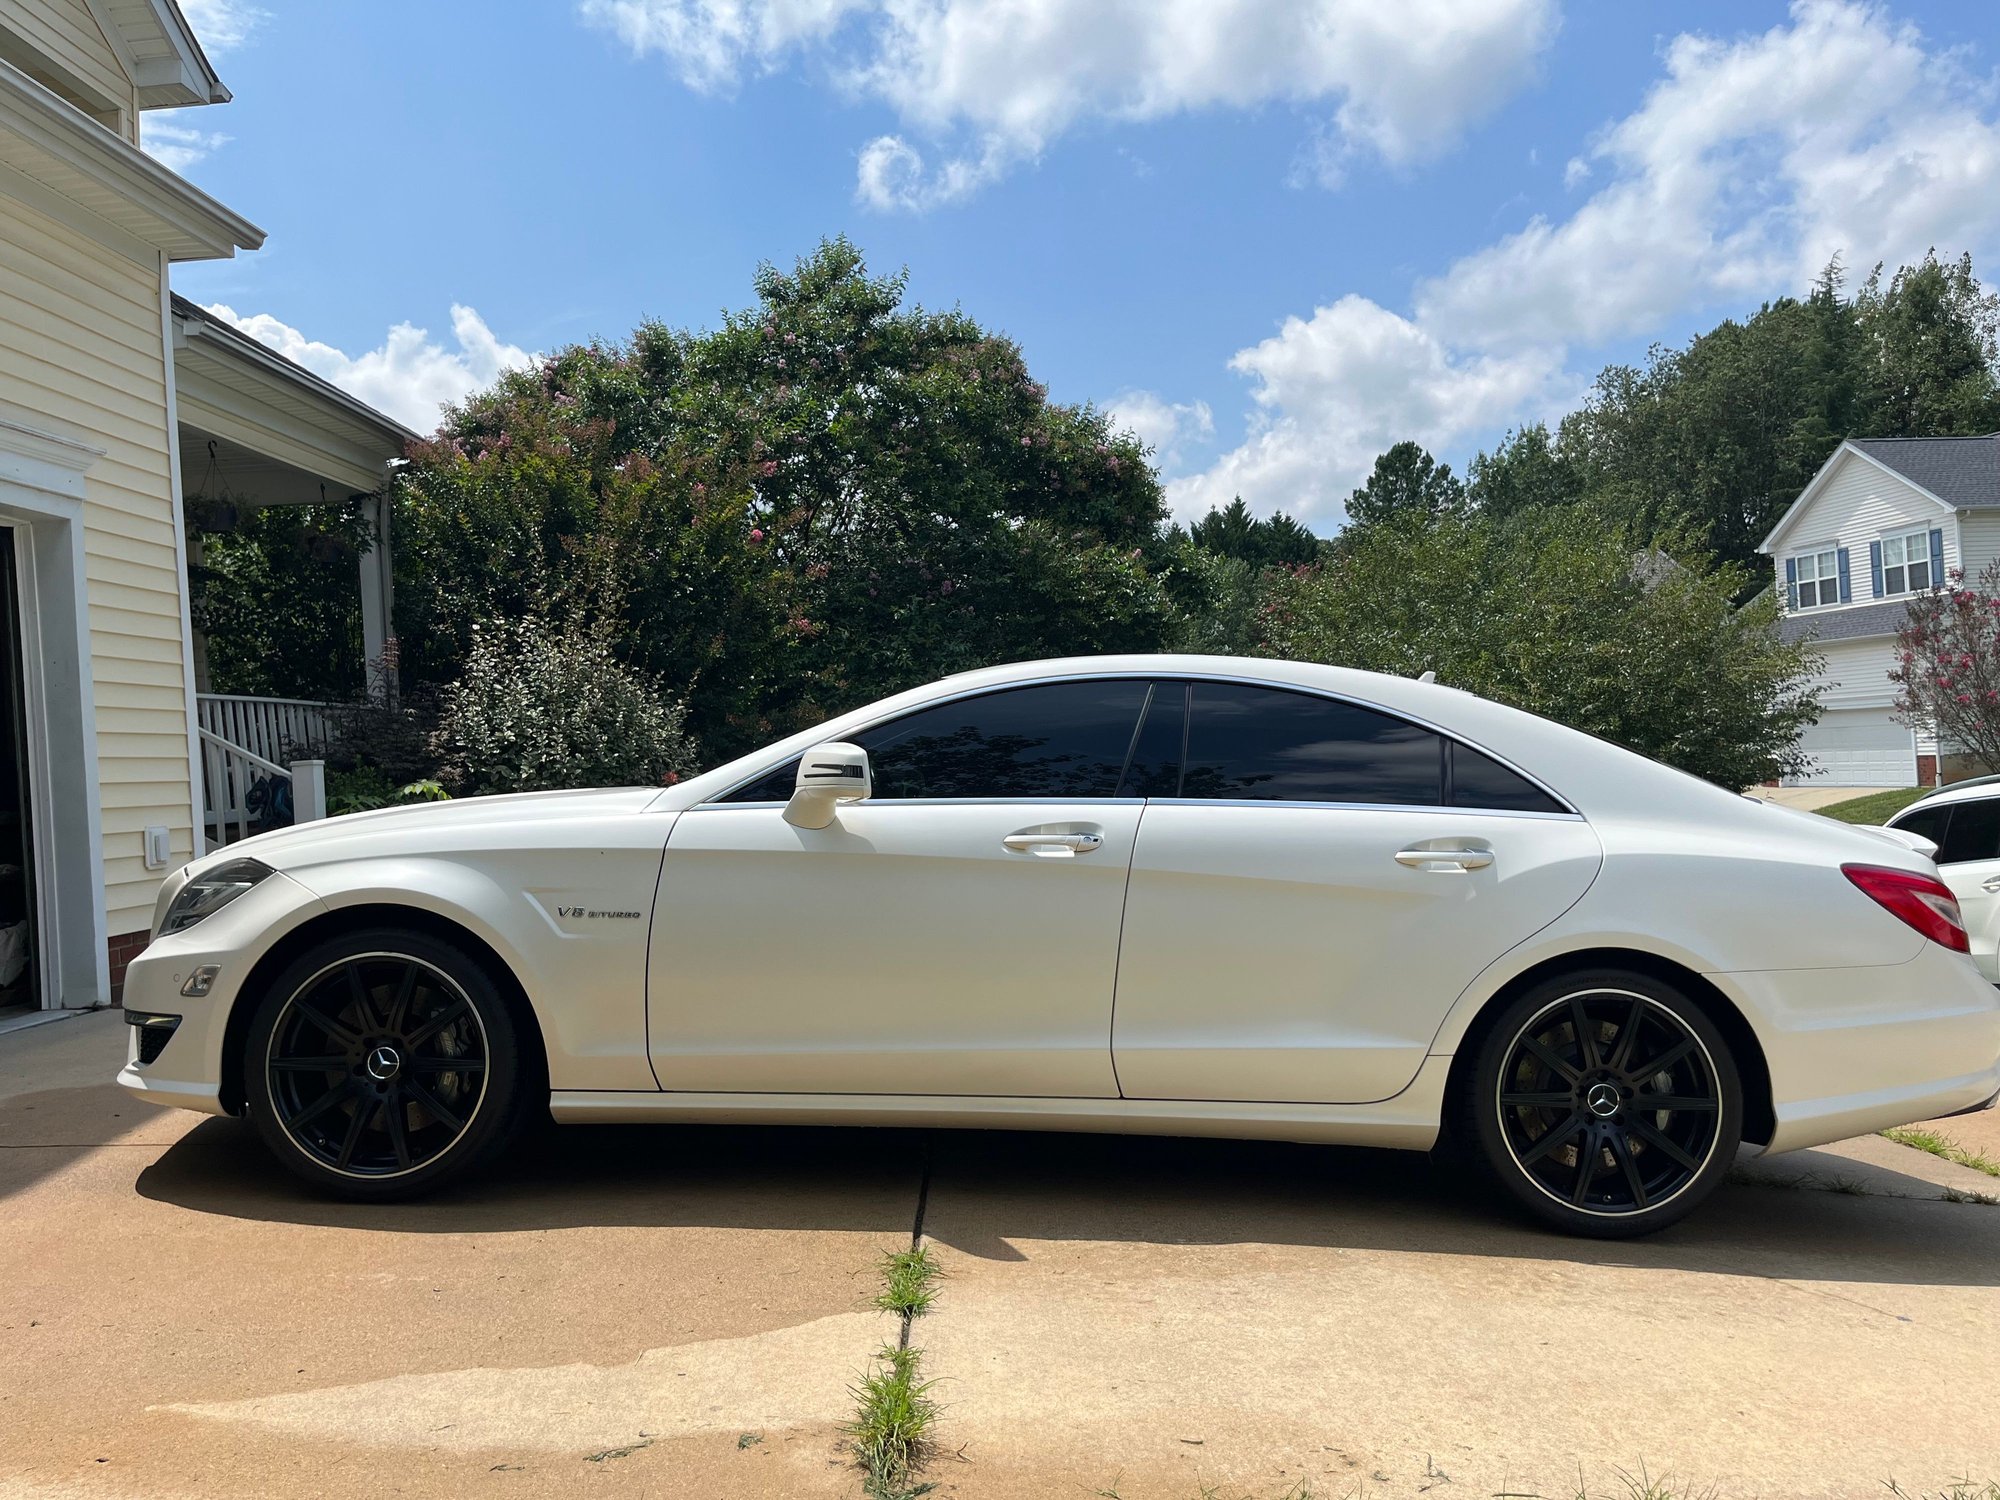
[0,1,409,1020]
[1759,433,2000,787]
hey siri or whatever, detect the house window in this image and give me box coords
[1881,530,1933,595]
[1794,548,1840,608]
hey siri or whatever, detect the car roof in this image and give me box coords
[1896,775,2000,816]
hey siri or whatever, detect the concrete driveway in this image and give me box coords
[3,1012,1998,1500]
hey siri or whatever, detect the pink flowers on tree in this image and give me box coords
[1890,560,2000,774]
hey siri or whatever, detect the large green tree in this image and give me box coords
[393,240,1175,760]
[1344,441,1466,529]
[1489,254,2000,577]
[1857,250,2000,436]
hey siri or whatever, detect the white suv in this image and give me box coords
[1888,776,2000,983]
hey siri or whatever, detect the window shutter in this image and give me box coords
[1837,547,1852,603]
[1930,528,1946,584]
[1784,555,1798,610]
[1869,540,1884,597]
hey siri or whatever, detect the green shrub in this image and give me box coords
[429,617,697,795]
[326,765,449,817]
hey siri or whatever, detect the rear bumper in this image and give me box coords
[1714,942,2000,1154]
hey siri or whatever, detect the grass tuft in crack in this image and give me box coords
[1574,1463,1718,1500]
[1941,1185,2000,1205]
[1883,1125,2000,1178]
[1884,1478,2000,1500]
[875,1246,942,1319]
[847,1343,939,1499]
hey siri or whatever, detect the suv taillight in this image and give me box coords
[1843,864,1970,953]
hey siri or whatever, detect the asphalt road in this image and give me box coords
[3,1010,1997,1500]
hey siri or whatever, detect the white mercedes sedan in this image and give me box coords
[118,655,2000,1237]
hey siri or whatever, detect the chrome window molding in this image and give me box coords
[691,795,1583,822]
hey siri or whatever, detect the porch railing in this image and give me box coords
[196,725,328,849]
[196,693,333,768]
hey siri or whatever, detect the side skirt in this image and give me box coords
[548,1054,1451,1151]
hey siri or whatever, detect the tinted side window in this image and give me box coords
[1892,804,1950,849]
[856,680,1151,799]
[1449,741,1566,814]
[1180,683,1443,805]
[1936,799,2000,865]
[723,756,802,803]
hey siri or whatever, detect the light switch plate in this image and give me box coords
[144,826,171,870]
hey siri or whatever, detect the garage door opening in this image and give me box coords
[0,528,39,1017]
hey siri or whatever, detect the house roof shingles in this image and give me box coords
[1849,433,2000,508]
[1778,599,1910,645]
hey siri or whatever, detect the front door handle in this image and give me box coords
[1395,846,1494,873]
[1003,831,1104,857]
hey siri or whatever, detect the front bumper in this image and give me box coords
[114,869,326,1116]
[1715,940,2000,1154]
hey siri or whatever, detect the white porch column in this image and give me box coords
[358,490,394,690]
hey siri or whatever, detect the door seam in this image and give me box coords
[1105,800,1148,1099]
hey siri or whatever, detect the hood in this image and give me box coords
[194,786,666,874]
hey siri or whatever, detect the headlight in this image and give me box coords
[158,858,274,936]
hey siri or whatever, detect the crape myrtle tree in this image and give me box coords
[392,239,1174,763]
[1889,561,2000,774]
[1261,497,1825,788]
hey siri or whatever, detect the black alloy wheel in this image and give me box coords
[1466,970,1742,1237]
[245,929,524,1199]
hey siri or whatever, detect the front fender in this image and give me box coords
[285,849,666,1092]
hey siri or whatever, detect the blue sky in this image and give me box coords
[156,0,2000,530]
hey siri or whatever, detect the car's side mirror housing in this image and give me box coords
[783,742,872,829]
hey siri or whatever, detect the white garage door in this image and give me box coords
[1784,709,1917,787]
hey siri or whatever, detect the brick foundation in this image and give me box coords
[107,930,149,1006]
[1918,753,1938,787]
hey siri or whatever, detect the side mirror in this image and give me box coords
[783,741,872,829]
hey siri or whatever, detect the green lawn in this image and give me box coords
[1814,786,1930,823]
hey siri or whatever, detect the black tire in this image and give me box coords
[243,928,525,1201]
[1462,969,1742,1238]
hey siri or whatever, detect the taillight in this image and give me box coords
[1842,864,1970,953]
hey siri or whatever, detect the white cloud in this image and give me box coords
[178,0,268,54]
[584,0,1558,208]
[1416,0,2000,350]
[202,304,535,433]
[1105,390,1214,472]
[141,116,229,172]
[577,0,864,91]
[1166,298,1564,523]
[855,131,1008,210]
[1176,0,2000,527]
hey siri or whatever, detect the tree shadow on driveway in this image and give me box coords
[132,1114,2000,1290]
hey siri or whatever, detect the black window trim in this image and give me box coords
[697,670,1580,818]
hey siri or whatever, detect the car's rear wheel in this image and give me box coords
[244,928,523,1200]
[1465,969,1742,1238]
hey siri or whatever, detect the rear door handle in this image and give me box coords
[1003,831,1104,857]
[1395,846,1494,872]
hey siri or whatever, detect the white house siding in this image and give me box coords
[1812,636,1901,710]
[0,187,193,937]
[1958,511,2000,584]
[0,0,134,128]
[1776,450,1961,579]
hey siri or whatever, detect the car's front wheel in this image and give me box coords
[1465,969,1742,1238]
[244,928,524,1200]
